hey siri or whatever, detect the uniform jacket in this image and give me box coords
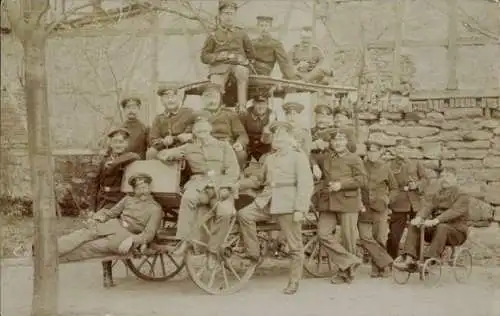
[388,158,428,213]
[122,118,148,159]
[417,184,470,234]
[200,26,256,74]
[316,150,366,213]
[288,44,324,74]
[251,148,314,214]
[149,108,196,150]
[239,106,272,155]
[95,194,163,245]
[158,137,240,188]
[360,160,398,223]
[251,34,295,79]
[94,152,140,211]
[208,108,249,146]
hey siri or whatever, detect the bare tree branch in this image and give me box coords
[34,0,50,27]
[3,0,29,38]
[45,1,96,34]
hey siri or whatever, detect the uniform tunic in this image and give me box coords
[94,152,140,211]
[58,194,162,262]
[251,34,295,78]
[122,118,148,159]
[149,108,196,150]
[239,107,272,160]
[207,108,249,147]
[388,158,428,213]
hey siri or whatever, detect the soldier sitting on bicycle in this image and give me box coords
[393,166,470,270]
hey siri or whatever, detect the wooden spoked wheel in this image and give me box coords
[422,258,442,287]
[185,213,257,295]
[452,247,473,283]
[124,241,185,282]
[391,265,411,284]
[303,232,336,278]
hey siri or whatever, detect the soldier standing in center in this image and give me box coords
[120,95,149,159]
[386,139,428,259]
[359,140,398,278]
[200,0,256,113]
[200,83,249,169]
[251,15,296,79]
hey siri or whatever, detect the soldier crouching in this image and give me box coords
[237,121,314,295]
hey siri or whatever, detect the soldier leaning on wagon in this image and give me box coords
[238,121,314,295]
[288,26,333,84]
[393,166,469,270]
[157,116,241,257]
[200,0,256,113]
[59,173,162,287]
[359,140,398,278]
[147,84,196,158]
[314,128,366,258]
[251,15,296,79]
[200,83,249,169]
[386,139,429,259]
[239,94,275,164]
[120,95,149,159]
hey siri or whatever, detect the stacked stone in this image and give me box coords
[355,104,500,227]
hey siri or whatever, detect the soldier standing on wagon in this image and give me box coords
[315,129,366,261]
[386,139,428,259]
[157,116,241,256]
[238,121,314,295]
[359,140,398,278]
[120,95,149,159]
[288,26,333,84]
[200,83,249,169]
[251,15,296,79]
[239,94,274,165]
[200,0,256,113]
[92,128,141,287]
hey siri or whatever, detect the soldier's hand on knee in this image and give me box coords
[233,142,244,152]
[177,133,192,143]
[118,237,134,254]
[292,211,305,223]
[410,216,423,226]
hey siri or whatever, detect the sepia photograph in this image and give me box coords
[0,0,499,315]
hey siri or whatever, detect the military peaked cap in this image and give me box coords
[364,139,383,150]
[268,121,294,134]
[107,127,130,138]
[120,95,142,108]
[314,103,334,115]
[256,16,273,22]
[251,94,268,102]
[219,0,238,11]
[301,26,313,32]
[323,127,350,140]
[128,172,153,187]
[157,83,181,96]
[282,102,305,113]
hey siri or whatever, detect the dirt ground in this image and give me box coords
[1,259,499,316]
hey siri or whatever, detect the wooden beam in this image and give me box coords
[446,0,458,90]
[391,0,406,91]
[410,88,500,100]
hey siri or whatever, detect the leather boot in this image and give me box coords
[102,261,115,288]
[282,281,299,295]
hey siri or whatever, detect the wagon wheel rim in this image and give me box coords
[303,234,336,278]
[452,248,473,284]
[124,243,185,282]
[391,265,411,284]
[185,216,256,295]
[422,258,442,287]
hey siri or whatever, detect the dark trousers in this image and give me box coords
[402,223,467,259]
[386,212,415,259]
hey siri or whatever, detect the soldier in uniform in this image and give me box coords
[393,166,469,270]
[147,84,196,159]
[239,94,274,165]
[200,83,249,169]
[200,0,256,113]
[120,95,149,159]
[359,141,398,278]
[60,173,162,287]
[280,101,312,155]
[315,129,366,258]
[386,139,428,259]
[288,26,332,84]
[251,15,296,79]
[332,108,357,153]
[238,121,314,295]
[157,116,240,256]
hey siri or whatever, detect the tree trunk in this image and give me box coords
[24,35,59,316]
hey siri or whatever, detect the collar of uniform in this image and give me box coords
[194,137,218,146]
[136,193,152,201]
[219,24,234,32]
[124,117,139,124]
[250,107,270,120]
[164,109,179,117]
[332,150,348,158]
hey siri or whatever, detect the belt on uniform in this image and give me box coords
[268,181,297,188]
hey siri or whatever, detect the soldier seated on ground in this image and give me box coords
[392,167,470,270]
[58,173,163,287]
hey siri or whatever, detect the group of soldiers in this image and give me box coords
[54,0,470,296]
